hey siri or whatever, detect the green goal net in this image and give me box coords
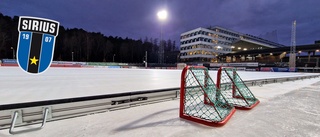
[217,67,260,109]
[180,66,235,126]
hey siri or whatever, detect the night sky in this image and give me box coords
[1,0,320,46]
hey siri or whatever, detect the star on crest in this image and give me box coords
[30,56,39,65]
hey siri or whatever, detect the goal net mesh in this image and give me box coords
[180,66,235,126]
[217,67,259,109]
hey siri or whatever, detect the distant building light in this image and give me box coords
[256,54,262,57]
[298,51,302,53]
[243,48,247,51]
[231,46,235,49]
[238,47,241,50]
[270,53,273,55]
[316,49,319,52]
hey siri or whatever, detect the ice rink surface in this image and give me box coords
[0,67,319,137]
[0,66,319,105]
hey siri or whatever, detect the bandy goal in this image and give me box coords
[180,66,235,126]
[217,67,260,109]
[180,66,259,126]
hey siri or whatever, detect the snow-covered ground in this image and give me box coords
[0,66,319,105]
[0,70,319,137]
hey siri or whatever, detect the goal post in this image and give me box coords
[217,67,260,109]
[180,66,235,126]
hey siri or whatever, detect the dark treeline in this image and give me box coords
[0,13,179,64]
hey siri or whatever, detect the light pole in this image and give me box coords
[10,47,15,59]
[157,9,167,64]
[72,52,74,61]
[113,54,116,62]
[145,51,147,68]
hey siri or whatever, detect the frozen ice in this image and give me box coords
[0,67,320,137]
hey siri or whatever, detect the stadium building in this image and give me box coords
[179,26,285,63]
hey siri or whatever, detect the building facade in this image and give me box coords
[179,26,285,63]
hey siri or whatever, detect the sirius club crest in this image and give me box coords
[17,16,59,74]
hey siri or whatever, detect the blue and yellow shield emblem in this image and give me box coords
[17,16,59,74]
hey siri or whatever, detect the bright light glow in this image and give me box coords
[157,10,167,21]
[238,47,241,50]
[231,46,235,49]
[243,48,247,51]
[316,49,319,52]
[298,51,302,53]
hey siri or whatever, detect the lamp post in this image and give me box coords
[72,51,74,61]
[10,47,15,59]
[157,9,167,64]
[145,51,147,68]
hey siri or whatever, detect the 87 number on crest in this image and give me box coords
[45,37,52,42]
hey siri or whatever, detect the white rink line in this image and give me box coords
[0,67,318,105]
